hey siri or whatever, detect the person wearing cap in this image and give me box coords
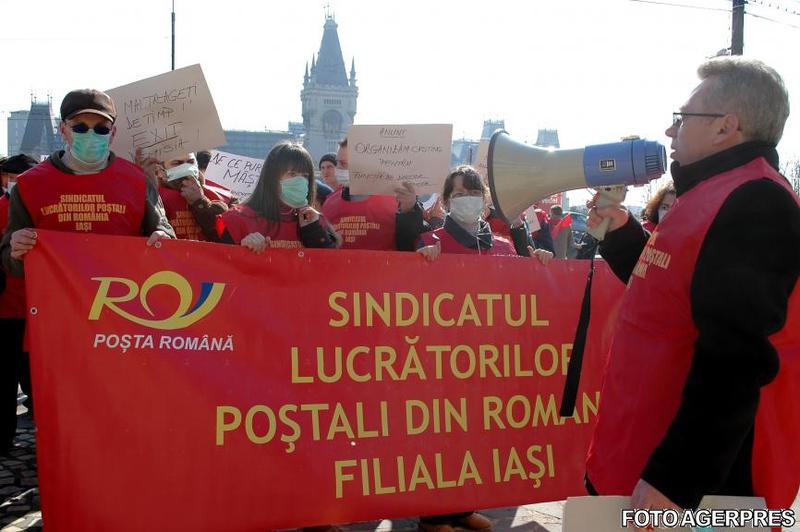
[0,154,38,452]
[0,89,175,276]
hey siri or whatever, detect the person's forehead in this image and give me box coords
[67,113,112,126]
[165,154,195,166]
[321,160,335,167]
[682,79,713,110]
[451,175,468,190]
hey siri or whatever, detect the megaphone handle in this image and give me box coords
[587,216,611,241]
[586,185,627,241]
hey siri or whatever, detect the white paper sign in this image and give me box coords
[473,139,490,181]
[524,206,542,232]
[348,124,453,195]
[203,150,263,202]
[107,64,226,162]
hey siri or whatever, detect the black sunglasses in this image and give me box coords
[69,123,112,135]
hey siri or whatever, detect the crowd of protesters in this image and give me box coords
[1,54,798,532]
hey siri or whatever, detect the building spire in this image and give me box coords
[313,14,349,86]
[349,58,356,86]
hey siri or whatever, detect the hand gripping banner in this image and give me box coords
[24,230,625,531]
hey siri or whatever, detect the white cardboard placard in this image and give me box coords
[107,64,226,162]
[348,124,452,195]
[203,150,262,202]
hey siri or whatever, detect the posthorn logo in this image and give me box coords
[88,271,226,330]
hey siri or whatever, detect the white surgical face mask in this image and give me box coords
[6,181,16,193]
[448,196,484,225]
[166,162,200,183]
[335,168,350,186]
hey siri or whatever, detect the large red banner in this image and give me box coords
[24,230,625,531]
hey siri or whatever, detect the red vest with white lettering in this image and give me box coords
[0,194,26,318]
[159,186,204,241]
[420,226,517,256]
[586,157,800,510]
[321,189,398,250]
[203,179,235,205]
[217,205,304,249]
[16,157,146,235]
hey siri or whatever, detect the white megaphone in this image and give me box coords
[487,130,667,239]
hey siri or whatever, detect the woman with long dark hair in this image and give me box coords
[216,142,336,251]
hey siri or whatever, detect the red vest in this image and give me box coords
[586,158,800,509]
[159,186,205,241]
[203,179,235,204]
[0,194,26,318]
[217,205,303,248]
[16,158,146,235]
[321,189,398,250]
[420,226,517,256]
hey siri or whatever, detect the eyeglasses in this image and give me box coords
[69,123,112,135]
[672,112,725,127]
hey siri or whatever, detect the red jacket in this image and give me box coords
[16,158,146,235]
[321,189,398,250]
[217,205,304,249]
[159,186,205,241]
[420,222,517,256]
[586,157,800,510]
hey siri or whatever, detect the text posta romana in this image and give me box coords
[292,290,569,384]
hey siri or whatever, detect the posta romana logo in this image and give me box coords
[88,271,226,330]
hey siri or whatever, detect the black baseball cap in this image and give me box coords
[60,89,117,122]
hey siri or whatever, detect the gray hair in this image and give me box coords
[697,56,789,145]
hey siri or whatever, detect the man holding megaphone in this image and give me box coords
[584,56,800,524]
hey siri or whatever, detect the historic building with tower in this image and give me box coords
[300,13,358,163]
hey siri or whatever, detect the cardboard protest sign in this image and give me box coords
[348,124,452,196]
[107,64,226,162]
[203,150,263,202]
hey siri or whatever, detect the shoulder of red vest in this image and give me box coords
[321,189,345,212]
[108,157,148,179]
[17,159,56,182]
